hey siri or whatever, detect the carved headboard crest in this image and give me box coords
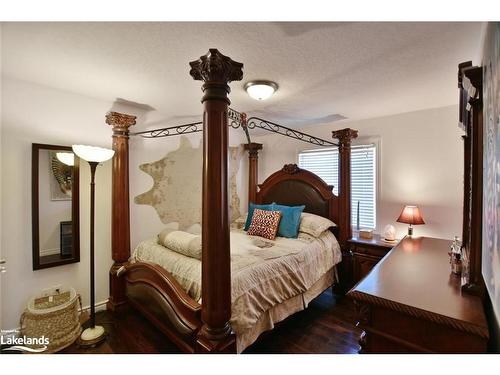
[256,164,339,239]
[281,163,301,174]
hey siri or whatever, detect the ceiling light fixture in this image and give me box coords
[244,80,278,101]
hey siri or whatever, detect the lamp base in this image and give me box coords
[77,325,106,348]
[408,226,413,236]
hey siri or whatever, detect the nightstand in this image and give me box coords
[349,233,397,287]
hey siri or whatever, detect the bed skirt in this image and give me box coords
[237,266,336,353]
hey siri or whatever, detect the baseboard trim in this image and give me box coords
[80,299,108,314]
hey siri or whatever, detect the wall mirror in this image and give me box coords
[32,143,80,270]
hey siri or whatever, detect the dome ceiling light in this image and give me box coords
[244,80,278,101]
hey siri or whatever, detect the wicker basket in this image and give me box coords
[20,288,82,353]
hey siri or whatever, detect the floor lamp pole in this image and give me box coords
[78,160,106,347]
[89,161,97,328]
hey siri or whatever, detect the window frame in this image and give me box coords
[296,136,380,232]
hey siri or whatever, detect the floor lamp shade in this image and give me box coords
[72,145,114,163]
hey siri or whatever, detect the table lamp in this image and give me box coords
[396,205,425,236]
[72,144,114,347]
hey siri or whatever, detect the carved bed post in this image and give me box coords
[106,111,137,311]
[332,128,358,248]
[244,142,263,205]
[189,49,243,353]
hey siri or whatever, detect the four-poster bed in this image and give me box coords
[105,49,358,353]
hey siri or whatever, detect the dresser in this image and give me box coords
[348,236,489,353]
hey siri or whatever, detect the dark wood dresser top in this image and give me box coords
[349,236,488,338]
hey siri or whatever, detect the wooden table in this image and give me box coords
[348,236,489,353]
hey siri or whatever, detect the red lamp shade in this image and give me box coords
[397,205,425,225]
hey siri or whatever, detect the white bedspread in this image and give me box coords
[131,229,341,348]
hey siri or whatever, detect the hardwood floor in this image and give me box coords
[62,290,361,354]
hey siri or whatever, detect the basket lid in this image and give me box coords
[27,287,77,314]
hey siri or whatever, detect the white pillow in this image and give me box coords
[158,229,202,260]
[299,212,336,237]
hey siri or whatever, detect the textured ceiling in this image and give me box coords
[1,22,483,129]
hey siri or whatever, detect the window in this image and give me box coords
[298,144,376,229]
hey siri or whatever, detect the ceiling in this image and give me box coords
[1,22,484,130]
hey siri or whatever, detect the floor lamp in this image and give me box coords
[72,144,115,347]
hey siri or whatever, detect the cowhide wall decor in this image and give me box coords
[134,136,244,230]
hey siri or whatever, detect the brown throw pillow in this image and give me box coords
[247,209,282,240]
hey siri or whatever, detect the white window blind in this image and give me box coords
[298,144,376,229]
[298,149,339,195]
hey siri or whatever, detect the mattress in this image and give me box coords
[131,229,341,352]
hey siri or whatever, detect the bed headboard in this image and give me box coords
[256,164,340,237]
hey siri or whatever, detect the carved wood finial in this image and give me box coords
[189,49,243,84]
[240,112,248,125]
[243,142,263,157]
[106,112,137,134]
[332,128,358,150]
[282,164,301,174]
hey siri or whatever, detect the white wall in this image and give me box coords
[1,77,115,330]
[253,105,463,240]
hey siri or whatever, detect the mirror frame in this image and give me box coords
[32,143,80,270]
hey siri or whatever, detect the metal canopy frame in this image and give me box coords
[245,116,338,147]
[131,107,338,147]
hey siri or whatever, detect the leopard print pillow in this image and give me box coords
[247,209,282,240]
